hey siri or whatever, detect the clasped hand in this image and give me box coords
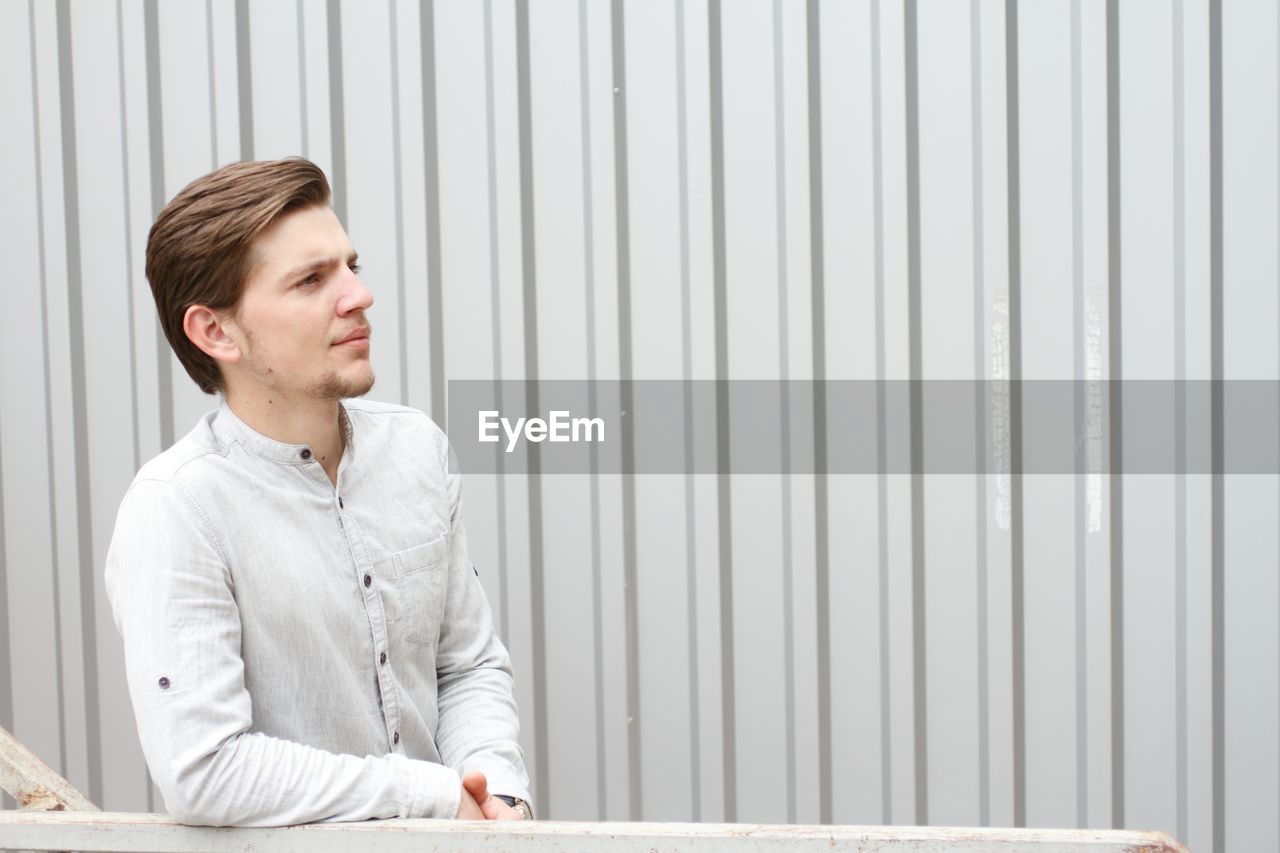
[456,770,526,820]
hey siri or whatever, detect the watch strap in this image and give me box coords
[494,794,533,819]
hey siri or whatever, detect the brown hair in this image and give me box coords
[144,158,332,394]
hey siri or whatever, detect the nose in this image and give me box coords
[337,266,374,315]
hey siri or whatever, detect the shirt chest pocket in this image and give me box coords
[392,535,451,647]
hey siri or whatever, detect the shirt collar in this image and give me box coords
[212,398,354,465]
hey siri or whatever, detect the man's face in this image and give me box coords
[225,204,375,402]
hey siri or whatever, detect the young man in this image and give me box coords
[105,158,531,825]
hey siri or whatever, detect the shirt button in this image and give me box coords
[393,732,400,745]
[300,448,312,460]
[380,651,387,665]
[158,676,170,689]
[363,574,372,588]
[339,497,345,509]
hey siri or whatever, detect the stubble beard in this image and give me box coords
[241,325,376,402]
[311,365,376,401]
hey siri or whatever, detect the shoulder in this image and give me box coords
[128,409,228,495]
[109,425,232,579]
[342,397,439,427]
[117,411,235,542]
[132,409,227,489]
[343,399,451,466]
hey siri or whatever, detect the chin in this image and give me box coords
[348,373,376,398]
[314,369,376,401]
[345,370,376,399]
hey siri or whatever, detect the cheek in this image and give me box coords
[280,325,329,368]
[244,314,320,367]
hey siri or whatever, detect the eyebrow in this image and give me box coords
[279,251,360,284]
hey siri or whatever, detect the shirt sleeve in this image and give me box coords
[432,439,532,806]
[105,478,464,826]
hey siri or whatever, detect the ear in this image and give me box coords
[183,304,243,366]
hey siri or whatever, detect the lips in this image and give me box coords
[333,327,371,346]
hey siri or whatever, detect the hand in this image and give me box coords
[461,770,526,820]
[456,783,485,819]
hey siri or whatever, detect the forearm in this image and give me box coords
[436,659,528,801]
[154,728,462,826]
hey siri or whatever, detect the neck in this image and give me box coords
[225,386,346,484]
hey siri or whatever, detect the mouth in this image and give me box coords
[333,327,371,348]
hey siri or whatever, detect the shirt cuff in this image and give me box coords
[452,760,530,815]
[391,754,462,818]
[483,776,531,808]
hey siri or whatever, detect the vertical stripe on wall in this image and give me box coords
[115,0,146,807]
[576,0,608,820]
[771,2,797,826]
[512,0,549,811]
[205,0,218,164]
[141,0,172,450]
[28,0,67,780]
[482,0,511,652]
[53,0,102,807]
[418,0,446,423]
[388,0,405,406]
[675,0,701,824]
[1004,0,1026,827]
[1069,0,1088,829]
[30,0,53,777]
[296,0,307,158]
[1172,0,1188,842]
[902,0,928,826]
[607,0,642,823]
[968,0,991,827]
[234,0,252,160]
[871,0,893,825]
[806,0,832,827]
[706,0,738,823]
[115,0,142,505]
[325,0,345,225]
[1104,0,1125,830]
[1208,0,1224,848]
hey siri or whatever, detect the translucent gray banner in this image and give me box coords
[444,380,1279,474]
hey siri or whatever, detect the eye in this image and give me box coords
[349,263,362,275]
[298,272,322,288]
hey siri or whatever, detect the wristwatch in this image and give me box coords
[494,794,534,820]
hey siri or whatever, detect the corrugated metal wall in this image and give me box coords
[1,1,1277,851]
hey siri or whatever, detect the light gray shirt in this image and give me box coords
[104,398,529,826]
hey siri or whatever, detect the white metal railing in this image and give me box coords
[0,811,1189,852]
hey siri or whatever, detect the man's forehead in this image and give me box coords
[247,205,353,275]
